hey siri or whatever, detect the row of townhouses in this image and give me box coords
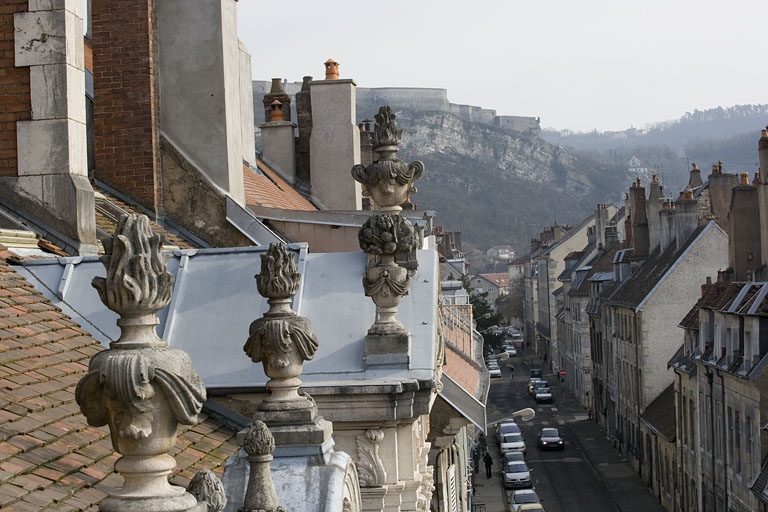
[0,1,487,511]
[517,138,768,511]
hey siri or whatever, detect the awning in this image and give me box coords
[438,373,487,433]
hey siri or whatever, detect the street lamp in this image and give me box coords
[511,407,535,422]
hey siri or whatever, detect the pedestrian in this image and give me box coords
[472,446,480,472]
[510,365,515,378]
[483,451,493,479]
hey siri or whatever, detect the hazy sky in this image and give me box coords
[237,1,765,133]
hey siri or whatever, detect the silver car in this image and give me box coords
[503,462,532,489]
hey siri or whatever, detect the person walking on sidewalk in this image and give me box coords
[483,451,493,478]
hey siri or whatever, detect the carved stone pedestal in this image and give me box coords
[364,333,411,368]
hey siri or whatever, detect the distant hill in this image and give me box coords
[254,81,764,262]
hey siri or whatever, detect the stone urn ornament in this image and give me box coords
[76,214,207,512]
[352,106,424,338]
[243,243,319,411]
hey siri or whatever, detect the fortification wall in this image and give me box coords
[252,81,541,135]
[495,115,542,134]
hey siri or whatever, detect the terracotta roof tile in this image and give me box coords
[244,160,317,211]
[0,260,239,511]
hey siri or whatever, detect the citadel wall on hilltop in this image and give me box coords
[252,81,541,135]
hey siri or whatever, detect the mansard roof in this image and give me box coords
[14,245,442,389]
[0,259,239,511]
[608,223,713,310]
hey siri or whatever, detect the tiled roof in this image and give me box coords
[0,259,238,511]
[244,160,317,211]
[476,273,509,287]
[93,188,197,251]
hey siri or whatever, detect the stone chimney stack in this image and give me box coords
[4,0,97,254]
[659,200,676,252]
[630,178,649,259]
[675,190,699,251]
[309,60,362,209]
[756,128,768,270]
[594,204,610,249]
[260,80,297,183]
[263,78,292,122]
[92,0,248,228]
[688,162,704,190]
[707,164,740,231]
[729,173,761,281]
[295,76,313,193]
[646,174,663,254]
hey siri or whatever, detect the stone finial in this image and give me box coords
[92,213,173,331]
[188,470,227,512]
[324,58,339,79]
[244,243,318,409]
[351,107,424,213]
[76,214,206,511]
[241,421,284,512]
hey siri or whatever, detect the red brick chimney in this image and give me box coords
[630,178,649,259]
[91,0,162,215]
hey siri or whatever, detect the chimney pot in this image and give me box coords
[269,100,283,122]
[692,162,698,170]
[324,59,340,80]
[741,172,749,185]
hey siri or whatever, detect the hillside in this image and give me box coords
[354,104,624,255]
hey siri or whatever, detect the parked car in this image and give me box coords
[495,421,521,444]
[499,432,526,454]
[489,367,502,378]
[534,386,552,403]
[504,345,518,357]
[529,380,548,396]
[509,489,541,512]
[500,450,526,470]
[503,462,532,489]
[537,427,564,450]
[529,368,543,379]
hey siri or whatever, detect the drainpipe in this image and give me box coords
[675,370,683,512]
[718,370,728,512]
[635,310,643,476]
[707,368,716,510]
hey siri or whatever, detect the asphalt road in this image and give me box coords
[486,356,619,512]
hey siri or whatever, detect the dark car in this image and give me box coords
[537,427,564,450]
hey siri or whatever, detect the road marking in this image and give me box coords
[550,407,558,412]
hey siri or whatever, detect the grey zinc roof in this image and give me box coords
[15,244,440,389]
[609,222,714,310]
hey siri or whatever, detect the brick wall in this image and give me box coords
[0,1,32,177]
[91,0,161,213]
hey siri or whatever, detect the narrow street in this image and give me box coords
[476,346,666,512]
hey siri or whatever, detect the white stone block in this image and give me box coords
[67,120,88,176]
[17,119,71,176]
[15,11,66,67]
[64,8,83,69]
[29,63,86,120]
[15,175,44,202]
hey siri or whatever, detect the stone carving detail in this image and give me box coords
[351,107,424,212]
[75,214,206,512]
[352,107,425,339]
[356,429,387,487]
[241,421,284,512]
[188,469,227,512]
[243,243,319,409]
